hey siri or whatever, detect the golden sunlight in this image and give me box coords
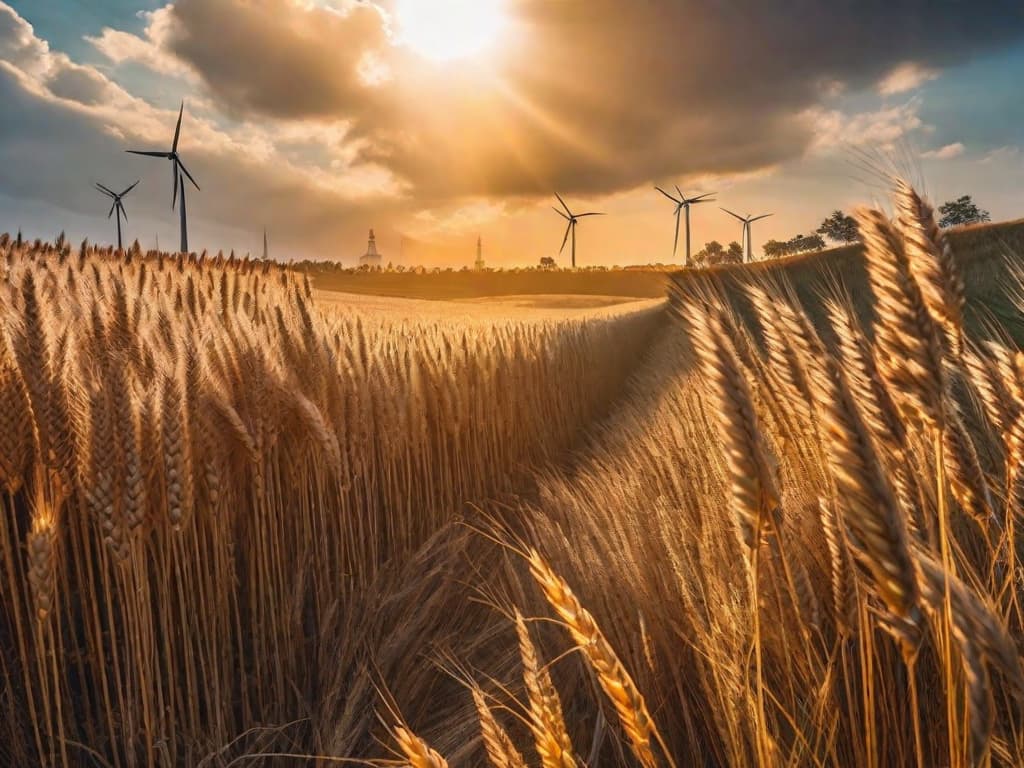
[394,0,508,62]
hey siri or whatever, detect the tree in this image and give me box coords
[763,239,787,259]
[796,233,826,252]
[816,210,860,244]
[695,240,726,266]
[539,256,556,269]
[725,241,744,264]
[938,195,990,228]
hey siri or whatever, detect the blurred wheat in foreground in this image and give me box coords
[2,180,1024,768]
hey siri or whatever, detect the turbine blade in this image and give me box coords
[121,180,140,196]
[108,202,116,219]
[172,101,184,152]
[655,186,681,204]
[750,213,774,222]
[95,184,115,198]
[119,202,128,221]
[554,192,573,217]
[172,166,179,210]
[675,185,684,200]
[691,192,716,202]
[559,221,572,254]
[127,150,171,158]
[576,212,604,217]
[177,159,200,191]
[720,207,745,222]
[551,206,569,220]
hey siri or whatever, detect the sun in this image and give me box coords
[394,0,508,63]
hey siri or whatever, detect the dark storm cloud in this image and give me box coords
[158,0,1024,197]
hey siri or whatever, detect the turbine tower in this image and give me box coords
[263,228,269,260]
[94,180,139,251]
[655,185,715,266]
[127,101,201,253]
[721,208,773,263]
[552,193,604,268]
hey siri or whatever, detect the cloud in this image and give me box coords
[922,142,965,160]
[981,145,1021,164]
[878,62,941,95]
[3,0,1024,260]
[86,8,194,80]
[133,0,1024,199]
[808,99,927,153]
[0,2,48,76]
[0,2,409,259]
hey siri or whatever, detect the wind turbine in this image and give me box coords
[263,228,269,260]
[552,193,604,268]
[94,180,139,251]
[127,101,200,253]
[654,185,715,266]
[721,208,773,263]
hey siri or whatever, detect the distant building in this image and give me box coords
[360,229,383,266]
[474,235,485,270]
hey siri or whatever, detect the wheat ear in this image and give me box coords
[515,609,576,768]
[892,178,965,357]
[856,207,947,432]
[472,687,527,768]
[392,725,449,768]
[528,551,669,768]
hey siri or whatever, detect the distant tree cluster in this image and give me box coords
[938,195,990,228]
[692,240,744,266]
[762,233,826,259]
[816,210,860,244]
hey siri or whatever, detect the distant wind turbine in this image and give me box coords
[94,180,139,251]
[263,228,269,260]
[552,193,604,268]
[654,186,715,266]
[721,208,773,263]
[127,101,200,253]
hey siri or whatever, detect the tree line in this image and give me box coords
[688,194,990,265]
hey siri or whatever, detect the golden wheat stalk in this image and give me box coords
[392,725,450,768]
[527,551,670,768]
[472,687,527,768]
[808,348,921,648]
[943,403,996,531]
[915,553,1024,765]
[856,207,947,432]
[683,299,780,553]
[515,609,576,768]
[892,178,965,358]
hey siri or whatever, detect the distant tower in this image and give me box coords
[475,235,485,270]
[360,228,383,266]
[263,228,269,260]
[155,233,160,253]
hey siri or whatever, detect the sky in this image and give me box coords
[1,0,1023,267]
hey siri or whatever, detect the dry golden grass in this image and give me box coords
[0,236,662,766]
[3,179,1024,768]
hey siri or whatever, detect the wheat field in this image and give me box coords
[2,180,1024,767]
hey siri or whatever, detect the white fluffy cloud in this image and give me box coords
[922,142,965,160]
[878,62,941,95]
